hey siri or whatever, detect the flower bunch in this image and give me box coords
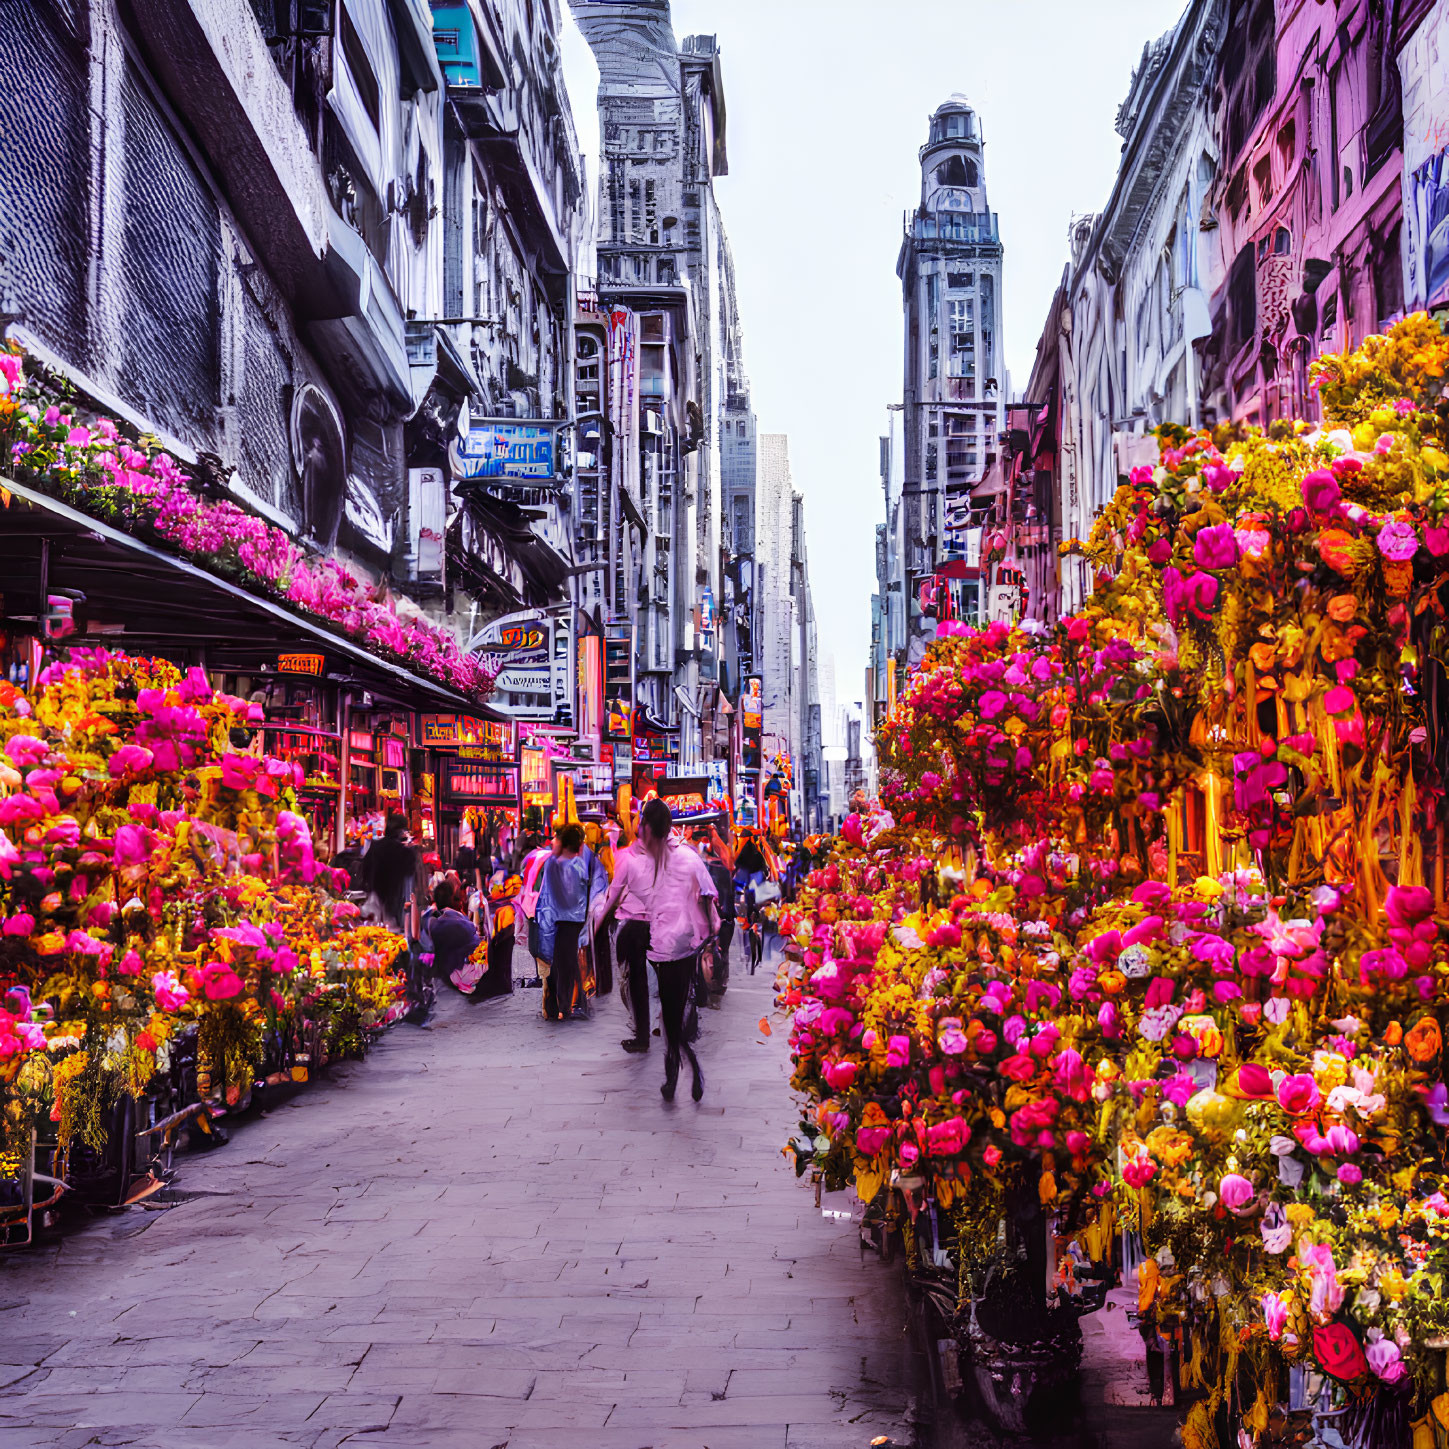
[1,349,495,703]
[785,316,1449,1420]
[0,651,407,1152]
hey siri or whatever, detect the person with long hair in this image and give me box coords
[601,798,718,1101]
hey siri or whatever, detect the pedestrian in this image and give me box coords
[699,835,735,1000]
[517,841,552,990]
[602,798,718,1101]
[535,823,596,1021]
[604,829,654,1053]
[582,819,615,995]
[361,811,417,934]
[427,879,483,993]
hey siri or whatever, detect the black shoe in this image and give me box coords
[622,1037,649,1053]
[691,1066,704,1102]
[661,1077,676,1102]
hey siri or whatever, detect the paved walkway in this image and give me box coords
[0,946,917,1449]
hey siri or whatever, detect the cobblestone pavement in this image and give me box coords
[0,945,917,1449]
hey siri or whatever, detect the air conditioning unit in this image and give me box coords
[642,410,663,437]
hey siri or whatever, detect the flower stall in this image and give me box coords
[0,650,410,1246]
[782,314,1449,1447]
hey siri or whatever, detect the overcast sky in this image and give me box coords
[563,0,1188,724]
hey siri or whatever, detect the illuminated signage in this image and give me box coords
[278,652,325,676]
[445,763,520,801]
[454,421,557,481]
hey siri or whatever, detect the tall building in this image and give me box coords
[896,96,1006,647]
[569,2,739,772]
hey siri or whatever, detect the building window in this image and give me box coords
[934,155,977,188]
[947,272,973,290]
[337,4,380,133]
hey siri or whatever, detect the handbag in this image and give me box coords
[754,880,781,906]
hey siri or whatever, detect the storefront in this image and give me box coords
[0,480,509,860]
[417,714,520,866]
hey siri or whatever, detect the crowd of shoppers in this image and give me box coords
[343,796,807,1103]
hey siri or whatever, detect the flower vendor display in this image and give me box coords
[0,649,408,1240]
[0,348,495,705]
[783,314,1449,1447]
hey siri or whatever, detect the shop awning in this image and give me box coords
[0,477,503,719]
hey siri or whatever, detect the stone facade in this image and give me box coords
[0,0,584,656]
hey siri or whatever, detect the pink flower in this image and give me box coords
[1301,1242,1343,1318]
[855,1125,889,1157]
[198,963,245,1002]
[3,913,35,937]
[938,1019,969,1055]
[1261,1291,1289,1341]
[1219,1173,1256,1213]
[1337,1162,1362,1185]
[1367,1334,1407,1384]
[151,971,189,1012]
[1377,519,1419,561]
[1193,523,1240,570]
[1276,1074,1321,1116]
[885,1035,910,1068]
[4,734,47,765]
[1302,469,1340,513]
[1322,684,1356,717]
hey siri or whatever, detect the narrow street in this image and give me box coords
[0,954,917,1449]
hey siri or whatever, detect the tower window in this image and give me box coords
[935,156,977,188]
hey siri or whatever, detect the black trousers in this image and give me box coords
[593,922,613,996]
[653,956,699,1084]
[713,918,734,991]
[550,920,583,1019]
[617,920,651,1040]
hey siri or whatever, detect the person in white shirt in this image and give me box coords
[600,798,718,1100]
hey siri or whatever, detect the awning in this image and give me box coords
[971,459,1009,499]
[0,477,501,718]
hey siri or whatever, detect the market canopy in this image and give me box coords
[0,476,502,718]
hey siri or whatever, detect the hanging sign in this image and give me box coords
[453,420,559,482]
[278,652,325,677]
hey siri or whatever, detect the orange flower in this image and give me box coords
[1326,594,1358,622]
[1406,1017,1442,1063]
[1318,529,1359,576]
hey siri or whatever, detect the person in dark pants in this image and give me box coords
[600,834,654,1051]
[698,837,735,999]
[362,812,418,934]
[536,823,592,1021]
[603,799,718,1101]
[616,919,651,1050]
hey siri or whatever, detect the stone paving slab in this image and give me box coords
[0,943,917,1447]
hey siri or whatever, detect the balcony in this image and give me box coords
[906,210,1000,246]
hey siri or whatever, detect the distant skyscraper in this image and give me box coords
[897,96,1005,633]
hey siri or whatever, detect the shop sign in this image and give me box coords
[278,652,325,676]
[454,420,558,482]
[657,776,719,822]
[741,676,763,772]
[705,760,730,811]
[475,610,568,722]
[520,744,550,804]
[445,762,520,801]
[420,714,514,754]
[576,634,602,740]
